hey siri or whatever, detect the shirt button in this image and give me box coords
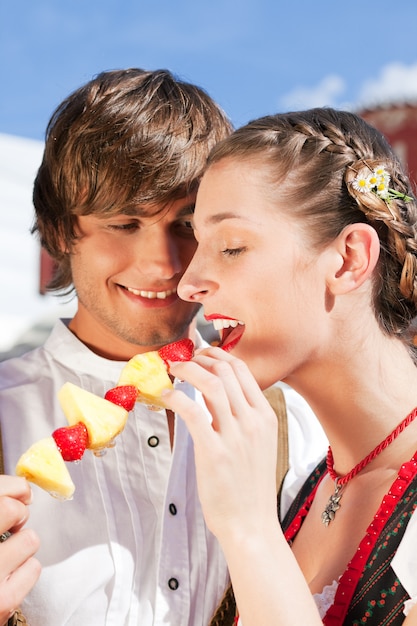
[168,577,179,590]
[169,503,177,515]
[147,436,159,447]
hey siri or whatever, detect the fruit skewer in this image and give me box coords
[15,339,194,500]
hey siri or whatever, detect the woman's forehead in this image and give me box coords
[195,159,278,223]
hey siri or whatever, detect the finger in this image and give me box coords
[195,358,261,429]
[0,528,40,583]
[0,550,41,624]
[193,350,270,409]
[0,496,30,536]
[171,350,274,428]
[169,359,243,433]
[192,353,278,459]
[0,476,33,505]
[162,386,219,447]
[194,354,251,421]
[195,346,271,406]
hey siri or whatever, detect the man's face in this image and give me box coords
[68,194,200,360]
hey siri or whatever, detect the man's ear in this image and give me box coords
[326,223,380,295]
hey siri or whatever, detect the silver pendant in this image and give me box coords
[322,479,343,526]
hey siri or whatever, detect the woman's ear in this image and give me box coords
[326,223,380,295]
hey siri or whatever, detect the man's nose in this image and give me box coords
[135,231,182,278]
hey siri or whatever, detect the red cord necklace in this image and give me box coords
[322,406,417,526]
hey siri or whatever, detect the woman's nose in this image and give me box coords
[178,263,214,302]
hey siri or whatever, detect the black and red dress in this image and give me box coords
[282,453,417,624]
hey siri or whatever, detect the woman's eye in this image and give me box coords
[221,247,246,257]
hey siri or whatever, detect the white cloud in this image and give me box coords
[278,62,417,114]
[357,61,417,106]
[279,75,346,111]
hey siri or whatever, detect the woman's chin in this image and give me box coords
[228,344,281,389]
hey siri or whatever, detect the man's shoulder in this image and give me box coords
[0,319,67,386]
[0,342,51,390]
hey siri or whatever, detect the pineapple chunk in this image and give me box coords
[58,382,128,451]
[16,437,75,500]
[117,351,173,408]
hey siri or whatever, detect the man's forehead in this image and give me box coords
[117,197,195,219]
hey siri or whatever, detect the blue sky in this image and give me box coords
[2,0,417,141]
[2,0,417,352]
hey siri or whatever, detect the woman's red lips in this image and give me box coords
[204,314,236,321]
[204,315,245,351]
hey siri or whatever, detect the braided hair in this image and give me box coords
[207,107,417,353]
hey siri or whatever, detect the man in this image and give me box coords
[0,69,327,625]
[0,68,233,626]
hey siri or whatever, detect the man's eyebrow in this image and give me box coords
[115,202,195,218]
[116,207,147,217]
[177,203,195,217]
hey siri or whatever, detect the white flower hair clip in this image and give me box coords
[351,165,413,203]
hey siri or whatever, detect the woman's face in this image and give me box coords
[178,157,332,389]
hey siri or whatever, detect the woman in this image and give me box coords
[162,108,417,624]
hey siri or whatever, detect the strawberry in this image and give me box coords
[104,385,138,411]
[158,338,194,364]
[52,422,89,462]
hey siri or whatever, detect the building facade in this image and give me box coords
[358,102,417,190]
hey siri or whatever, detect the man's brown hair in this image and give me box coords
[33,68,232,291]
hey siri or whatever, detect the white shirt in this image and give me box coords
[0,320,327,625]
[0,321,228,626]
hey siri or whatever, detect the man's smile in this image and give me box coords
[124,286,177,300]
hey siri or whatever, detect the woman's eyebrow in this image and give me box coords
[206,211,255,225]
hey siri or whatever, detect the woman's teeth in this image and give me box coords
[126,287,176,299]
[212,318,244,331]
